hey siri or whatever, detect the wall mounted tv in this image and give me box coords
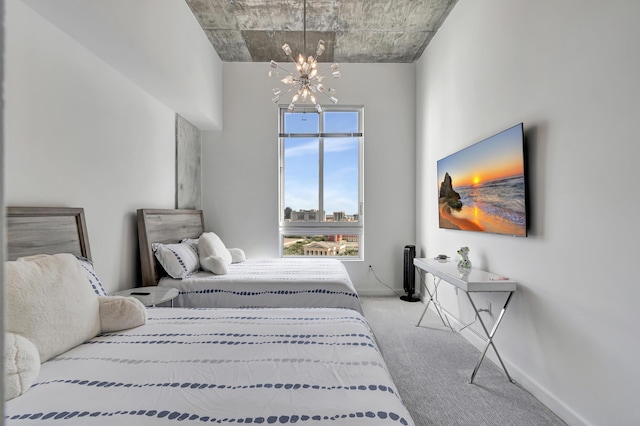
[437,123,527,237]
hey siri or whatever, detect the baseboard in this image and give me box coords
[433,307,591,426]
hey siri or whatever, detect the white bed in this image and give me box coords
[6,307,413,425]
[138,209,363,313]
[159,258,362,313]
[5,207,413,425]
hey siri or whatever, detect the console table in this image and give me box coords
[413,257,517,384]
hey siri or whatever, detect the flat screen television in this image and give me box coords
[437,123,527,237]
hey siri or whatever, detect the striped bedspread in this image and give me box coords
[158,258,363,314]
[6,308,413,425]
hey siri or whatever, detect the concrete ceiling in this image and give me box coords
[185,0,458,63]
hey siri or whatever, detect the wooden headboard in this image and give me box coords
[6,207,92,261]
[137,209,205,287]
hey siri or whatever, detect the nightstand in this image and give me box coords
[112,286,179,307]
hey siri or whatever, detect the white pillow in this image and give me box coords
[4,332,40,401]
[200,255,229,275]
[228,248,246,263]
[18,255,108,296]
[99,296,147,333]
[199,232,232,265]
[6,253,101,362]
[153,242,200,279]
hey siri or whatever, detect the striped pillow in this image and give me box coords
[76,256,108,296]
[153,242,200,279]
[180,237,199,253]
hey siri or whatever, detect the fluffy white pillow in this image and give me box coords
[228,248,246,263]
[6,253,101,363]
[153,242,200,279]
[4,332,40,401]
[199,232,232,265]
[18,255,108,296]
[200,255,228,275]
[99,296,147,333]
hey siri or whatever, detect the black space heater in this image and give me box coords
[401,245,420,302]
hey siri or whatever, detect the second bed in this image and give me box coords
[137,209,362,313]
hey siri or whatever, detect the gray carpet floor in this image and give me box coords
[360,297,567,426]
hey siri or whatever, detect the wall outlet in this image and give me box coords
[486,301,492,314]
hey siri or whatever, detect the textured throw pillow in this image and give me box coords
[98,296,147,333]
[4,332,40,401]
[17,254,108,296]
[6,253,102,362]
[199,232,232,265]
[153,242,200,279]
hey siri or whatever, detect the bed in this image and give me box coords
[137,209,363,313]
[5,207,414,425]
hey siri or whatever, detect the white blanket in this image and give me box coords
[6,308,413,425]
[159,258,363,313]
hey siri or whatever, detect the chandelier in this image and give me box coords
[268,0,340,112]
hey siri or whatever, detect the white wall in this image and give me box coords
[416,1,640,425]
[202,62,416,295]
[20,0,223,130]
[4,0,222,291]
[0,0,5,409]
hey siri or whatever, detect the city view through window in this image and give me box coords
[282,210,360,257]
[279,107,363,258]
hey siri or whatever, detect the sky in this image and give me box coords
[436,123,525,189]
[283,111,359,216]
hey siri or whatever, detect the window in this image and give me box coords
[279,106,364,259]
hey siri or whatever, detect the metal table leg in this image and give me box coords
[465,291,514,384]
[416,274,453,331]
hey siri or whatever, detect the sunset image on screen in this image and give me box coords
[437,124,527,237]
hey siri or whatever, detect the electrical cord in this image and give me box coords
[368,265,404,298]
[418,271,490,332]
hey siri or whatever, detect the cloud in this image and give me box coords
[284,140,317,158]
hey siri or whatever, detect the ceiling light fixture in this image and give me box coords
[268,0,340,112]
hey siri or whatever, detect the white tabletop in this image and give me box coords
[414,258,517,292]
[112,286,179,306]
